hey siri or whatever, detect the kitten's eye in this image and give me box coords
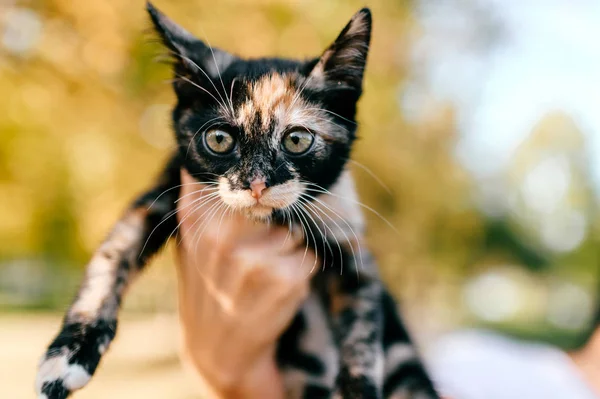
[282,130,314,155]
[204,129,235,154]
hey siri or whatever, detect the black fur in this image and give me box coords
[277,313,326,376]
[36,3,440,398]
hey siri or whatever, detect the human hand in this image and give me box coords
[175,170,315,398]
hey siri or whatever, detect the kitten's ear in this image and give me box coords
[146,2,235,81]
[308,8,372,90]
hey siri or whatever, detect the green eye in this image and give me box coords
[282,130,314,155]
[204,129,235,154]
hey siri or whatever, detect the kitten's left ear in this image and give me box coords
[146,2,235,80]
[308,8,372,90]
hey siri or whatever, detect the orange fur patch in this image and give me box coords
[229,73,340,140]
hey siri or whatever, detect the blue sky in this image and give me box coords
[406,0,600,190]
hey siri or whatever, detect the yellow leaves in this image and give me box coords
[65,132,116,194]
[81,29,127,77]
[0,183,35,254]
[0,0,478,312]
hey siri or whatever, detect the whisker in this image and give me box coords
[175,74,227,113]
[289,204,310,270]
[175,194,222,246]
[301,107,357,125]
[168,192,221,244]
[191,200,227,252]
[302,182,399,234]
[298,182,366,271]
[181,196,223,246]
[299,194,361,276]
[168,201,210,246]
[174,51,232,119]
[200,33,235,119]
[188,171,222,178]
[286,74,315,120]
[347,159,392,195]
[229,77,238,118]
[290,203,319,275]
[140,191,219,257]
[174,184,219,203]
[272,160,288,174]
[215,202,231,246]
[295,200,332,270]
[280,209,293,251]
[298,198,344,273]
[190,202,228,283]
[146,181,215,210]
[297,112,348,133]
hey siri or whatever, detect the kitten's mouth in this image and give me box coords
[218,177,300,220]
[242,203,275,220]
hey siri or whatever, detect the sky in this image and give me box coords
[406,0,600,191]
[405,0,600,325]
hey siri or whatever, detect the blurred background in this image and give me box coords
[1,0,599,397]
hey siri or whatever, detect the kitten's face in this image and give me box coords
[148,3,371,220]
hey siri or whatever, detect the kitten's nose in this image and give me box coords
[250,178,267,199]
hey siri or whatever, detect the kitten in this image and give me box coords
[36,3,441,398]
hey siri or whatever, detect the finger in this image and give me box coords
[224,233,284,301]
[246,269,310,343]
[237,252,313,318]
[221,226,316,305]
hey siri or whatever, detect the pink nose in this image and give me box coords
[250,179,267,199]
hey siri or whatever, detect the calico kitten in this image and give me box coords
[36,3,441,398]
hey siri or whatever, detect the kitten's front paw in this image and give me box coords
[36,320,116,399]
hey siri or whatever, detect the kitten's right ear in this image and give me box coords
[307,8,372,92]
[146,2,235,83]
[147,2,193,57]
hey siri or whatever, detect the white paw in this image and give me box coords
[36,351,91,398]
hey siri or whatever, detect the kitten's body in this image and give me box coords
[36,3,440,398]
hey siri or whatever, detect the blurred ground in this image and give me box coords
[1,313,200,399]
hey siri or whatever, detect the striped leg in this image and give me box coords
[381,291,440,399]
[277,294,339,399]
[36,156,181,399]
[331,275,385,399]
[328,248,440,399]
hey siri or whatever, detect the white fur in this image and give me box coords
[70,214,142,320]
[218,177,302,219]
[70,255,115,318]
[301,294,339,387]
[309,170,365,243]
[385,344,417,375]
[282,369,308,399]
[63,364,92,390]
[36,353,91,395]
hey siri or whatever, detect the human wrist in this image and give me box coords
[234,350,284,399]
[190,346,282,399]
